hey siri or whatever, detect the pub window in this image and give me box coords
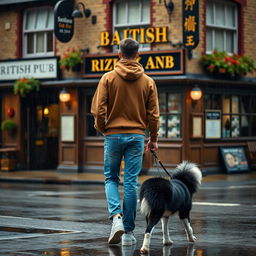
[23,7,54,57]
[204,94,256,138]
[159,93,182,138]
[206,0,238,54]
[113,0,150,51]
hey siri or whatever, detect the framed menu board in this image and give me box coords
[61,115,75,142]
[205,110,221,139]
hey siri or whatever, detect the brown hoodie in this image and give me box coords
[91,59,159,142]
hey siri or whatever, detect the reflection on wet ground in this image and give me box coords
[0,178,255,256]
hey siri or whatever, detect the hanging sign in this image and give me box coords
[83,50,184,78]
[182,0,199,50]
[54,0,74,43]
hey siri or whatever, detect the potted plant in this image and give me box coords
[200,50,256,78]
[1,120,17,136]
[59,47,83,72]
[13,77,40,97]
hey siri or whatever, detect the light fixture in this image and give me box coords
[72,2,91,18]
[161,0,174,21]
[59,88,71,109]
[43,107,49,115]
[190,86,202,101]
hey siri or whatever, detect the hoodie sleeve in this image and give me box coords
[91,75,108,135]
[146,80,160,142]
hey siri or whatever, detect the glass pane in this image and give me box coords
[142,0,150,23]
[241,115,249,136]
[216,3,225,26]
[206,2,213,25]
[159,115,166,138]
[241,96,250,113]
[36,32,45,53]
[116,2,126,25]
[232,96,239,113]
[47,31,53,52]
[215,29,224,51]
[222,96,230,113]
[167,115,181,138]
[168,94,181,112]
[212,94,221,109]
[251,116,256,136]
[203,94,211,109]
[222,115,231,138]
[206,29,213,52]
[226,30,234,53]
[36,9,47,30]
[46,9,54,29]
[226,5,235,27]
[27,33,34,54]
[25,11,36,30]
[128,0,140,24]
[231,115,240,137]
[159,93,166,113]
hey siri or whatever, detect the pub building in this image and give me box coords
[0,0,255,174]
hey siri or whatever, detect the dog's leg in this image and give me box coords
[181,218,197,242]
[140,213,162,254]
[161,217,173,245]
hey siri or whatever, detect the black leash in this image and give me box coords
[150,150,171,178]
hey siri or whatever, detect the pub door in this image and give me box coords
[25,91,59,170]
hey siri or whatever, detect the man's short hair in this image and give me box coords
[119,38,139,59]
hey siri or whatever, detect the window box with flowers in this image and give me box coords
[59,47,83,72]
[200,50,256,79]
[13,77,40,97]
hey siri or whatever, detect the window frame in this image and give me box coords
[23,7,54,58]
[206,0,238,54]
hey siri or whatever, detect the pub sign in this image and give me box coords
[83,50,184,78]
[183,0,199,50]
[54,0,74,43]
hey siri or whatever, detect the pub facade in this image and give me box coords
[0,0,255,174]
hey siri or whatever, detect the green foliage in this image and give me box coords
[59,47,83,71]
[200,50,256,77]
[13,77,40,97]
[1,120,17,132]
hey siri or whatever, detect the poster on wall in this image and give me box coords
[220,147,249,173]
[205,110,221,139]
[61,115,75,142]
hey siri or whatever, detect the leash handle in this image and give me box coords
[150,150,171,178]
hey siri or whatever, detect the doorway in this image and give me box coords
[24,90,60,170]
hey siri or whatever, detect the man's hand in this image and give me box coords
[146,141,158,152]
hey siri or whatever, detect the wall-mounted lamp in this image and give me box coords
[59,88,71,109]
[72,2,91,18]
[160,0,174,21]
[190,86,202,101]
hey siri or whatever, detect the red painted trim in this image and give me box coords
[202,0,207,54]
[238,5,244,55]
[233,0,247,6]
[103,0,113,53]
[15,9,23,58]
[150,0,156,50]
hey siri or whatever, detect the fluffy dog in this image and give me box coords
[139,161,202,254]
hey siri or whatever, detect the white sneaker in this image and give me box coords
[108,215,125,244]
[122,231,137,246]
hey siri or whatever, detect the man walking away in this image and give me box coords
[91,38,159,246]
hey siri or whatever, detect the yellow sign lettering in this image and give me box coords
[165,56,174,69]
[100,32,110,46]
[145,56,156,69]
[145,28,155,43]
[185,0,196,11]
[154,27,168,43]
[184,16,197,32]
[91,59,100,72]
[111,30,121,45]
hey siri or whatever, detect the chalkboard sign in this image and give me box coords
[220,147,249,173]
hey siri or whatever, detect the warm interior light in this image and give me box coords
[43,107,49,115]
[190,86,202,101]
[59,88,71,103]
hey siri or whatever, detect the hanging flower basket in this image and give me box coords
[13,77,40,97]
[200,50,256,78]
[59,47,83,72]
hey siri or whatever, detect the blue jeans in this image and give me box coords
[104,133,145,232]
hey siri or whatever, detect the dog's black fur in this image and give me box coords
[139,161,202,254]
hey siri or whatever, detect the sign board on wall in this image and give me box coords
[83,50,184,78]
[0,57,59,81]
[220,147,249,173]
[54,0,74,43]
[205,110,221,139]
[183,0,199,50]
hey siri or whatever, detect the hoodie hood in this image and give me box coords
[115,59,144,81]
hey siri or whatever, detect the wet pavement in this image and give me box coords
[0,173,255,256]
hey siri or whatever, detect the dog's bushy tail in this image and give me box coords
[172,161,202,194]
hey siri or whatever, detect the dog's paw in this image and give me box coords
[188,235,197,242]
[163,239,173,245]
[140,247,149,254]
